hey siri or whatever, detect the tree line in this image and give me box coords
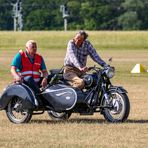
[0,0,148,30]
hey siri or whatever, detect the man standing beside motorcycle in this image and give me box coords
[11,40,48,93]
[64,30,109,89]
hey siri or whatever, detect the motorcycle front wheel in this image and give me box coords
[47,111,71,121]
[102,91,130,122]
[6,97,33,124]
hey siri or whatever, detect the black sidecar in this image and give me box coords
[0,82,86,124]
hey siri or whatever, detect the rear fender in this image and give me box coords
[0,83,38,110]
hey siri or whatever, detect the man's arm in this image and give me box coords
[41,69,48,78]
[67,41,82,68]
[11,53,22,82]
[87,42,107,67]
[11,66,22,82]
[40,57,48,76]
[40,57,48,88]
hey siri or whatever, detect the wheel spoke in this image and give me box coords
[6,97,32,124]
[109,93,124,118]
[103,91,128,122]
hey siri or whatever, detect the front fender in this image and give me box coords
[108,86,128,94]
[0,83,38,110]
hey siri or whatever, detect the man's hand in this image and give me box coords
[41,77,48,88]
[40,69,48,88]
[103,64,110,69]
[14,75,22,83]
[79,66,89,73]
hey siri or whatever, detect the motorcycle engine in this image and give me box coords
[83,74,94,88]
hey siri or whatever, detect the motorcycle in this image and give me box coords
[0,65,130,124]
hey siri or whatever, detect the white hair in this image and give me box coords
[26,40,36,48]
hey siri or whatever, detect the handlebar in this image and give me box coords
[87,65,115,73]
[88,66,101,71]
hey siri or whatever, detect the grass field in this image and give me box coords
[0,31,148,148]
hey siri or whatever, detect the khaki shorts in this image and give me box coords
[63,66,84,89]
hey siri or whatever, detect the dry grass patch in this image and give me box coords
[0,31,148,147]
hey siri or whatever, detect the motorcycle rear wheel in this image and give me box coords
[102,91,130,122]
[47,111,71,121]
[6,97,33,124]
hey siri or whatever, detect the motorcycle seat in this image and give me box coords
[49,69,63,75]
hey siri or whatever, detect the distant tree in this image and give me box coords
[0,0,13,30]
[22,0,64,30]
[0,0,148,30]
[118,0,144,30]
[79,0,124,30]
[66,1,82,30]
[118,11,141,30]
[121,0,144,11]
[138,0,148,29]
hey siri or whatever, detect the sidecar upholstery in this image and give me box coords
[0,83,38,110]
[48,68,66,83]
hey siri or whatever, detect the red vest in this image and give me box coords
[20,51,42,82]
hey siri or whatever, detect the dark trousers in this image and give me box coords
[23,76,41,94]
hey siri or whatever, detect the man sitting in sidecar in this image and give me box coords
[11,40,48,93]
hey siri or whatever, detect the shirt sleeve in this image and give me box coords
[67,41,81,68]
[87,42,106,67]
[11,52,22,71]
[40,57,47,70]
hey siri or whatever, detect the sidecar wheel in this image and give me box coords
[47,111,71,121]
[6,97,33,124]
[102,91,130,123]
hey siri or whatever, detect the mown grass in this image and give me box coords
[0,31,148,148]
[0,31,148,50]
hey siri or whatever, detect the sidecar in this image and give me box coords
[0,83,39,123]
[0,82,85,124]
[0,83,38,109]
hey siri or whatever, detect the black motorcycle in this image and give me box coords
[0,65,130,124]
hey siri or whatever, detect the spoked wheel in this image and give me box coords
[47,110,71,121]
[6,97,33,124]
[102,91,130,122]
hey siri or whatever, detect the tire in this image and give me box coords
[102,91,130,123]
[47,110,71,121]
[6,97,33,124]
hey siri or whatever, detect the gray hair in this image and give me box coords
[26,40,36,48]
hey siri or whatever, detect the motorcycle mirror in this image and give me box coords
[108,57,113,65]
[108,57,112,62]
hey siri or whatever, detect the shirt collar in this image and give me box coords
[25,50,35,61]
